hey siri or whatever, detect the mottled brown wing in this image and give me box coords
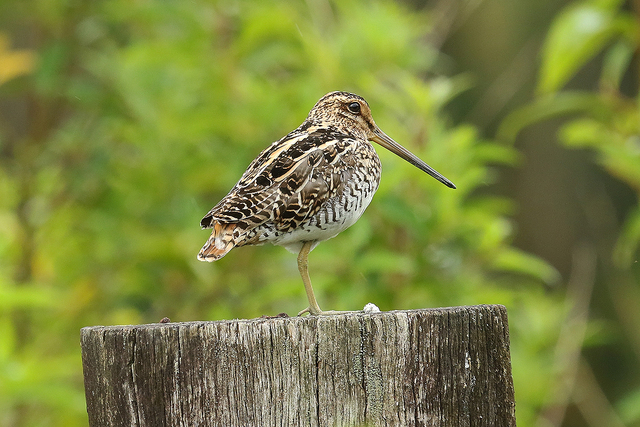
[200,129,352,247]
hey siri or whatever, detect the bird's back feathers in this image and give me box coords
[198,126,367,259]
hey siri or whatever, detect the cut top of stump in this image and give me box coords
[81,304,516,427]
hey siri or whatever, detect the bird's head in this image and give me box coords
[308,91,456,189]
[307,91,376,140]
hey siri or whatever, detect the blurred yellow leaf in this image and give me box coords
[0,33,35,85]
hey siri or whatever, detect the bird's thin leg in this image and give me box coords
[297,241,323,316]
[296,241,353,316]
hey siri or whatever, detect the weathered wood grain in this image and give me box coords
[81,304,516,426]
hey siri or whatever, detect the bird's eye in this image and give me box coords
[347,102,361,114]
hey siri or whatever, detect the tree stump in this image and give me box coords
[81,304,516,426]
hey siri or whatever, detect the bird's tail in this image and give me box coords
[197,222,237,261]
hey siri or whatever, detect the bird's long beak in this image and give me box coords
[371,127,456,189]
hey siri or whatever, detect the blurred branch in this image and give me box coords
[536,243,596,427]
[574,358,626,427]
[607,272,640,363]
[468,36,538,130]
[426,0,483,50]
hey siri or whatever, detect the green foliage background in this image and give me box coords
[0,0,638,426]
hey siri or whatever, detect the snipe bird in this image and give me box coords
[198,91,455,316]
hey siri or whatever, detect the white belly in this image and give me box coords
[273,178,378,254]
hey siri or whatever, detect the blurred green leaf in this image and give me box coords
[560,117,640,189]
[493,248,561,285]
[601,39,636,91]
[617,386,640,425]
[538,1,632,94]
[0,317,16,360]
[0,285,58,309]
[613,207,640,267]
[498,91,611,141]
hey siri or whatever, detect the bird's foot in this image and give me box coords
[297,307,355,316]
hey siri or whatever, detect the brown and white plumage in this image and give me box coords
[198,91,455,315]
